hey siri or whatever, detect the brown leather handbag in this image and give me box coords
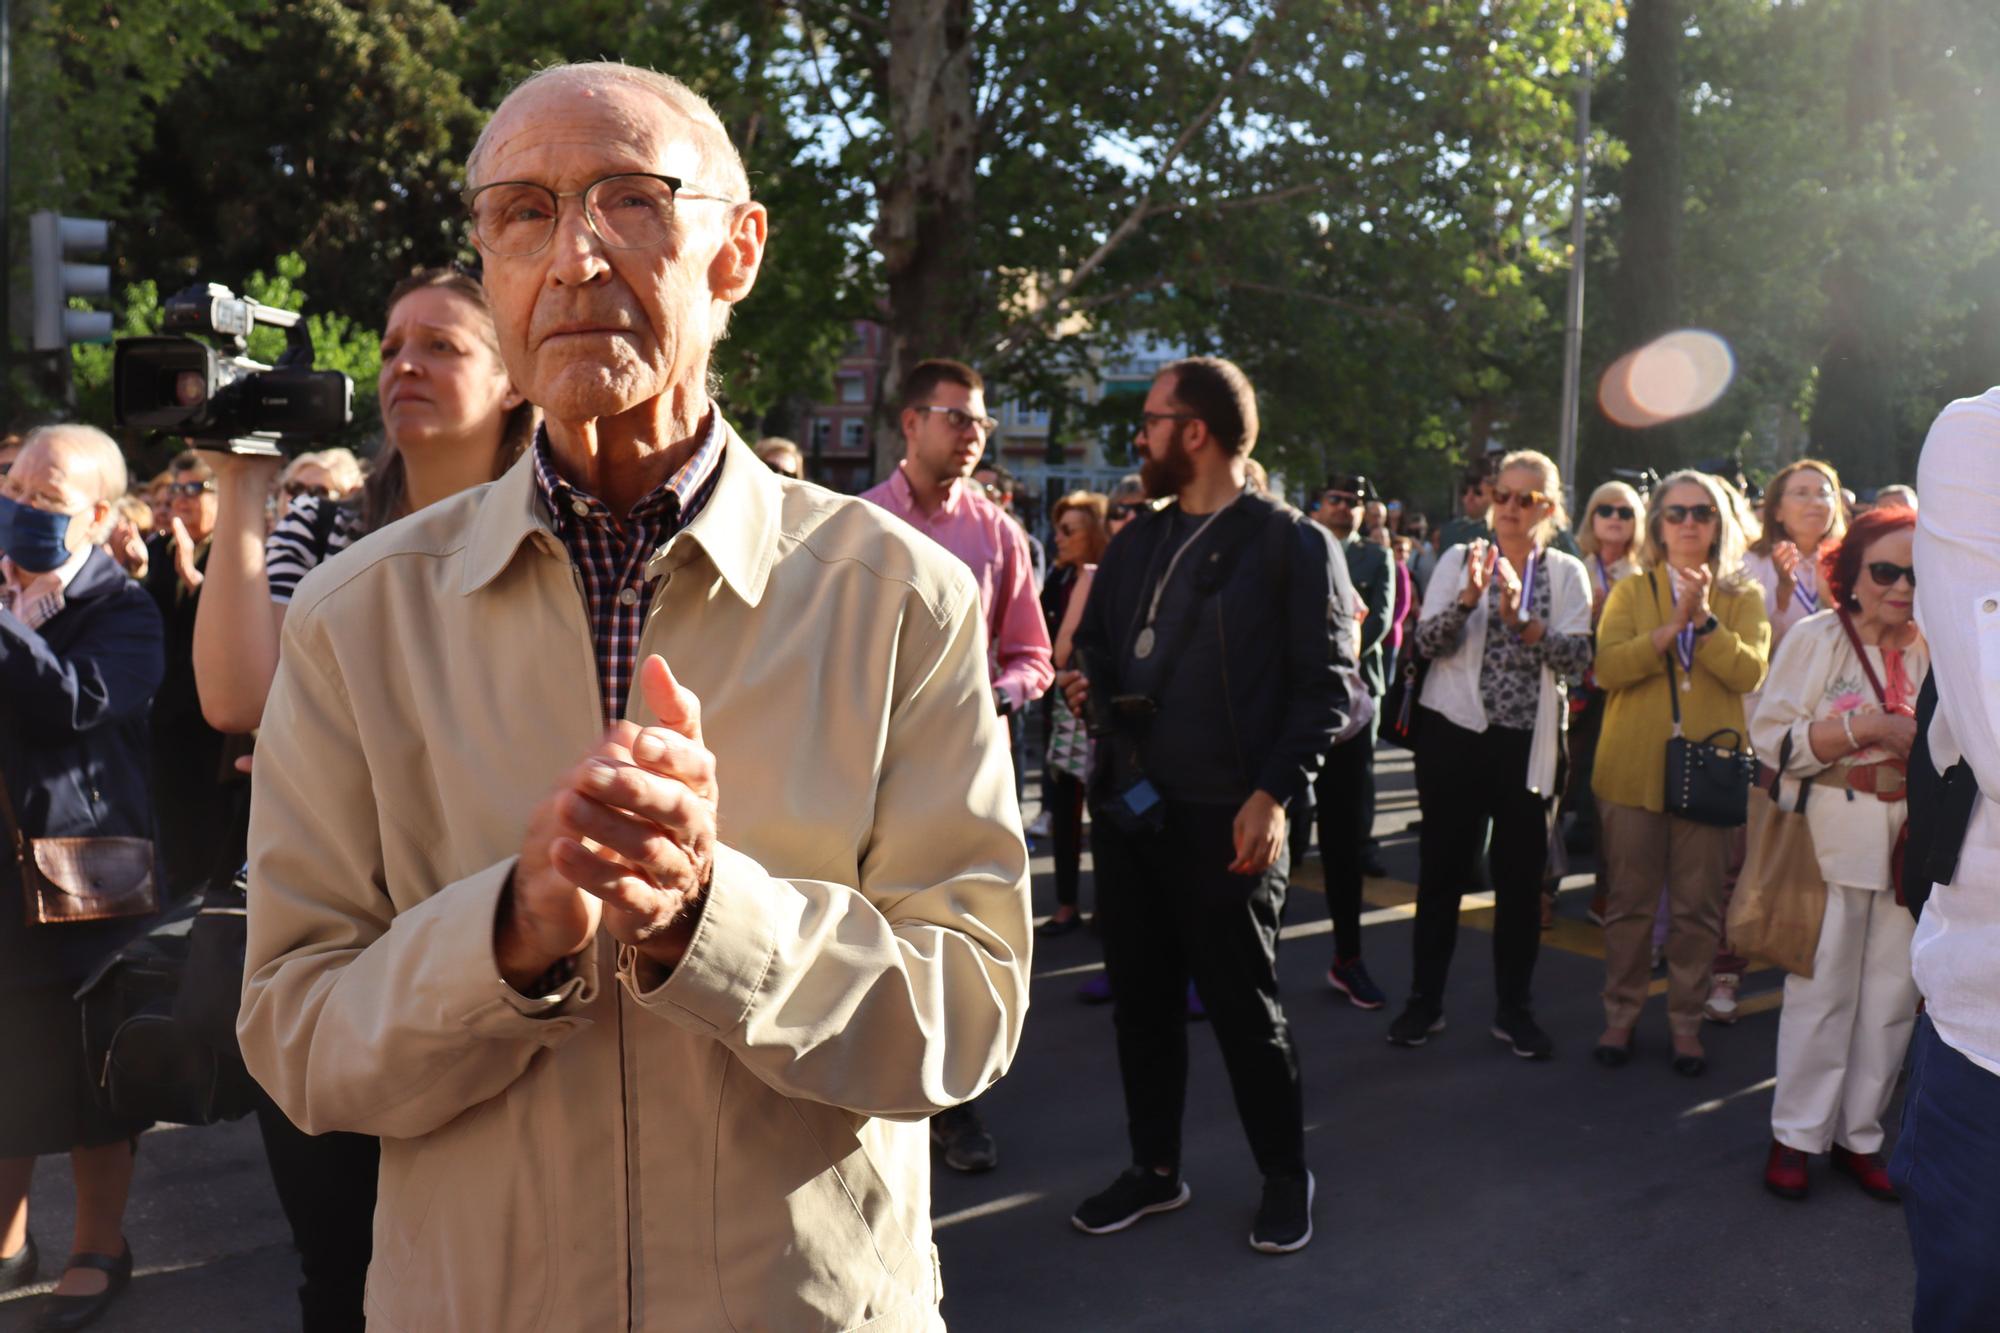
[0,775,157,926]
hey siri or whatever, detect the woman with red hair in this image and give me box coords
[1750,505,1924,1202]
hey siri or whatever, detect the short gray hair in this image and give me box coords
[21,423,128,503]
[467,62,750,203]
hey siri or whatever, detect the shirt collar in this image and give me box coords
[3,542,91,596]
[888,461,970,519]
[462,410,778,606]
[530,411,725,534]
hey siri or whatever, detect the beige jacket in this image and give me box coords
[239,423,1032,1332]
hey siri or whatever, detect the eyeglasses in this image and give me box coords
[1140,411,1199,430]
[762,458,801,479]
[283,481,331,501]
[1866,561,1917,588]
[1784,483,1836,502]
[464,173,739,258]
[1321,491,1361,508]
[915,404,999,436]
[1111,503,1146,522]
[1661,503,1718,525]
[169,480,216,498]
[1491,487,1550,510]
[1594,503,1635,520]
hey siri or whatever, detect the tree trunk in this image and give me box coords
[1590,0,1684,477]
[872,0,979,481]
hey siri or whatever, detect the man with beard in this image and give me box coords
[862,358,1052,1174]
[1059,357,1356,1254]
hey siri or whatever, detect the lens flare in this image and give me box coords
[1598,330,1736,428]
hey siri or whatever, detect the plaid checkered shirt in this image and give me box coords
[531,414,726,725]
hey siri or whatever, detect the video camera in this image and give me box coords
[112,283,352,456]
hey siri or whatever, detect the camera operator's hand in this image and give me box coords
[1058,668,1089,717]
[169,517,204,592]
[1229,790,1287,876]
[496,656,719,990]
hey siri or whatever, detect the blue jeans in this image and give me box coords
[1892,1016,2000,1331]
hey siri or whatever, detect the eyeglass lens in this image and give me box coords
[473,175,679,256]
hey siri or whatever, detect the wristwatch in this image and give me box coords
[1693,615,1719,636]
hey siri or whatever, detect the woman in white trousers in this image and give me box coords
[1751,503,1924,1202]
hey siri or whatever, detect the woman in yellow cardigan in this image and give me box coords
[1592,470,1771,1075]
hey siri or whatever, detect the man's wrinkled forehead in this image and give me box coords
[474,79,704,187]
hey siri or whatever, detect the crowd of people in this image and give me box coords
[0,54,1991,1333]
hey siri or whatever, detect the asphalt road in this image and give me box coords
[1,747,1914,1331]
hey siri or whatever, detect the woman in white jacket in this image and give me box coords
[1388,450,1593,1059]
[1752,504,1923,1203]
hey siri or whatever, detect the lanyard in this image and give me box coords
[1517,548,1540,623]
[1133,491,1244,659]
[1794,563,1819,614]
[1593,554,1609,597]
[1669,565,1695,689]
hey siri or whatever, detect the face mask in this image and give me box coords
[0,495,76,574]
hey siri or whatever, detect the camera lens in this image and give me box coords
[175,371,208,407]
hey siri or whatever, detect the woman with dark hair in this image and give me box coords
[1753,506,1924,1202]
[1040,491,1110,938]
[185,266,531,1332]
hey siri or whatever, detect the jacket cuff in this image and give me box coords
[427,857,598,1038]
[617,843,778,1032]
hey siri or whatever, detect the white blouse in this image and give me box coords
[1750,610,1928,892]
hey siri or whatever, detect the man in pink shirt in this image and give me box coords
[862,358,1052,1174]
[862,359,1054,718]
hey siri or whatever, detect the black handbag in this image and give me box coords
[1661,629,1757,828]
[73,868,259,1127]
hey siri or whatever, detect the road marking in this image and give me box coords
[934,1191,1045,1229]
[1680,1076,1777,1119]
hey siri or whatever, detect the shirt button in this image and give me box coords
[1987,599,1998,614]
[571,499,590,518]
[618,586,641,607]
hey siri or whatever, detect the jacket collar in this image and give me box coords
[460,416,778,606]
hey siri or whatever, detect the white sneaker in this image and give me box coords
[1026,810,1053,838]
[1704,973,1741,1024]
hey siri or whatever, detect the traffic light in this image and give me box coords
[29,211,113,351]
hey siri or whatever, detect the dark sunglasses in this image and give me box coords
[1594,503,1636,520]
[762,458,801,478]
[169,479,216,498]
[1112,503,1146,522]
[1321,491,1361,508]
[1661,503,1717,525]
[283,481,331,501]
[1866,561,1916,588]
[1491,487,1550,510]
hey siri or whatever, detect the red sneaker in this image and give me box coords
[1763,1141,1809,1200]
[1831,1146,1899,1202]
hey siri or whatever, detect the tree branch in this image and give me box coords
[988,0,1296,355]
[790,6,865,151]
[791,0,886,38]
[1216,278,1424,324]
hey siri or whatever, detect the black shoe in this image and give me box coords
[0,1234,37,1295]
[930,1106,998,1173]
[1387,1000,1446,1047]
[1072,1167,1191,1235]
[1359,849,1389,879]
[1672,1053,1708,1078]
[1037,912,1083,938]
[1592,1038,1634,1068]
[1249,1170,1315,1254]
[1490,1008,1554,1061]
[33,1242,131,1332]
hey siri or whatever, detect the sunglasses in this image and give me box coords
[1491,487,1550,510]
[1866,561,1917,588]
[1112,503,1146,522]
[169,480,216,498]
[1322,491,1361,508]
[283,481,331,501]
[1594,503,1635,520]
[1661,503,1717,525]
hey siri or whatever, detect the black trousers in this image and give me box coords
[1314,731,1375,962]
[1411,711,1550,1013]
[1049,768,1087,909]
[1093,801,1305,1180]
[254,1090,378,1333]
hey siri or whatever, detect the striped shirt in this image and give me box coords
[266,494,366,605]
[532,415,725,725]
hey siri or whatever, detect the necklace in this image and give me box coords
[1133,491,1244,659]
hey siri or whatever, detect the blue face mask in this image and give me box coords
[0,495,76,574]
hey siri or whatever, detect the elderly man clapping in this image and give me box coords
[238,62,1031,1332]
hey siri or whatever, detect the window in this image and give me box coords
[838,376,866,405]
[811,419,832,453]
[841,419,867,453]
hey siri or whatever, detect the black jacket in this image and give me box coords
[1075,489,1358,809]
[1338,530,1393,699]
[0,548,166,989]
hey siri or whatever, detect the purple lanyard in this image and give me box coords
[1517,548,1539,623]
[1594,555,1609,597]
[1794,565,1819,614]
